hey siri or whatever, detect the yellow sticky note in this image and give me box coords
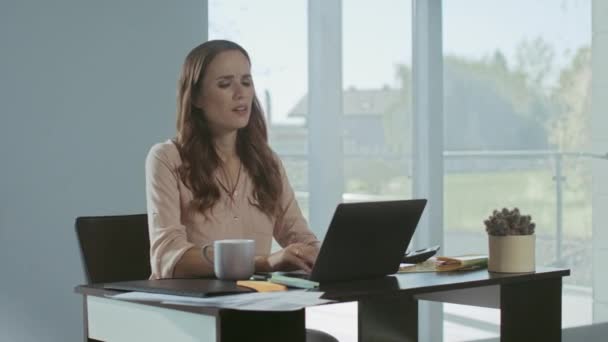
[236,280,287,292]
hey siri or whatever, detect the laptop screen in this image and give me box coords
[309,199,427,283]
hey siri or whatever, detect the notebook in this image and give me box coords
[103,278,254,297]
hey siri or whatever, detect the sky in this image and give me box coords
[209,0,591,123]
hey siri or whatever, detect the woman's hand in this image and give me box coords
[263,242,319,273]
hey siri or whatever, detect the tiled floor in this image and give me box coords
[305,285,593,342]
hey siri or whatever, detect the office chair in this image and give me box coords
[76,214,151,284]
[75,214,338,342]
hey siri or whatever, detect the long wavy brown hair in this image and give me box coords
[174,40,282,217]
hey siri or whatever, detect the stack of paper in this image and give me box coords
[110,290,333,311]
[399,255,488,273]
[435,255,488,271]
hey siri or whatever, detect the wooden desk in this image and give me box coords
[75,267,569,342]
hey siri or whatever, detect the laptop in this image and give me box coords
[282,199,427,284]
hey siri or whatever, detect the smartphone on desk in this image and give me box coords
[402,245,440,264]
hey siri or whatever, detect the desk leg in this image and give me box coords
[217,308,305,342]
[500,277,562,342]
[82,296,103,342]
[358,294,418,342]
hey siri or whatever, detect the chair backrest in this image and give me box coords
[75,214,151,284]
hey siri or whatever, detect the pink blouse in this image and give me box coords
[145,140,319,279]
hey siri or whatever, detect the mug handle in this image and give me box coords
[201,244,214,265]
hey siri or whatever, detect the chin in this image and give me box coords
[235,114,251,128]
[224,120,248,132]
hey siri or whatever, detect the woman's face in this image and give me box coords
[194,50,254,135]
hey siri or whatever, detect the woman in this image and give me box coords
[145,40,320,279]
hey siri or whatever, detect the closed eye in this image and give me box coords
[241,75,253,87]
[216,75,252,88]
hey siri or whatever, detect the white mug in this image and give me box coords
[202,239,255,280]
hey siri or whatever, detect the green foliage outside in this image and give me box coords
[281,36,592,286]
[284,158,591,240]
[444,168,591,239]
[280,37,592,285]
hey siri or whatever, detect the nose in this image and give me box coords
[232,83,245,100]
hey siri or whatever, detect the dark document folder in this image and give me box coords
[103,279,254,297]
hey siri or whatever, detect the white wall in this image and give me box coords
[0,1,204,341]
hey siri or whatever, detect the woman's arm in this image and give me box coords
[175,248,273,276]
[271,156,321,271]
[173,247,214,278]
[146,142,210,278]
[273,158,320,247]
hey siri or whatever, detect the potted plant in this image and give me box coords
[484,208,536,273]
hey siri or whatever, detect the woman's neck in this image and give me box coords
[213,131,238,163]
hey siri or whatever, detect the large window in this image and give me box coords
[209,0,309,216]
[210,0,414,218]
[342,0,413,202]
[443,0,593,339]
[209,1,599,341]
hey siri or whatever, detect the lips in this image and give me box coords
[232,105,249,115]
